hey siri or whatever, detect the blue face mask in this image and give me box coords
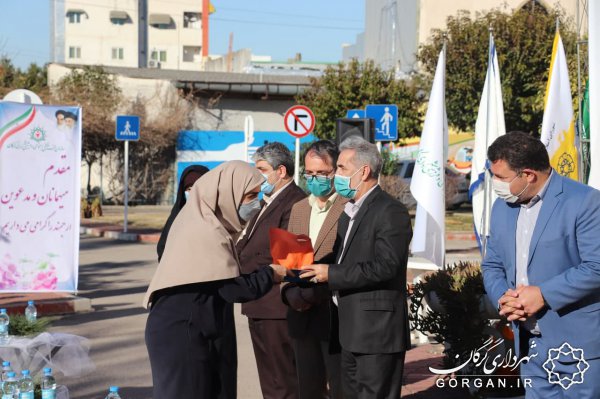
[261,171,280,195]
[334,166,365,199]
[238,198,261,222]
[306,175,333,197]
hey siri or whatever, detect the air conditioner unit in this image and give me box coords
[148,60,161,69]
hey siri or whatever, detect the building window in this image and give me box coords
[517,0,549,15]
[148,14,175,29]
[68,46,81,59]
[183,12,201,29]
[151,50,167,63]
[183,46,202,62]
[66,10,86,24]
[110,10,131,25]
[112,48,124,60]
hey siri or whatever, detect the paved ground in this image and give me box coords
[3,202,484,398]
[50,237,154,398]
[41,235,478,398]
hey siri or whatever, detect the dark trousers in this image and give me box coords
[145,292,236,399]
[293,337,342,399]
[248,318,299,399]
[341,349,406,399]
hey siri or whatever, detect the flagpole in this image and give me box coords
[481,27,493,259]
[576,0,588,183]
[442,34,447,269]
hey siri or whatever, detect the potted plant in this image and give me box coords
[410,262,493,369]
[409,261,523,397]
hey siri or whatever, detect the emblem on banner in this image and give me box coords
[557,152,575,176]
[30,127,46,142]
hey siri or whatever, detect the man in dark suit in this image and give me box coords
[236,142,306,399]
[281,140,346,399]
[302,135,413,399]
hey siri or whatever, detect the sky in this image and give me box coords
[0,0,365,70]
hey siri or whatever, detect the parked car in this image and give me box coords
[394,160,470,210]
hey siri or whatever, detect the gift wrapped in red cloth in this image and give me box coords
[269,228,314,272]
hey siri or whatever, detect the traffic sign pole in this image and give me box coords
[244,115,254,163]
[124,141,129,233]
[294,137,300,184]
[115,115,140,234]
[283,105,315,184]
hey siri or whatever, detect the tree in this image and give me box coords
[0,56,49,99]
[15,63,48,94]
[418,4,578,134]
[52,66,122,195]
[297,59,423,141]
[0,57,19,96]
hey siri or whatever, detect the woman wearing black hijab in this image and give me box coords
[157,165,209,261]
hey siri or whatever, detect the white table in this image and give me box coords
[0,332,95,378]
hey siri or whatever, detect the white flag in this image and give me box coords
[469,34,506,247]
[410,49,447,268]
[540,30,578,180]
[588,2,600,189]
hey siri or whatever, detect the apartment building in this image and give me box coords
[343,0,584,75]
[50,0,207,70]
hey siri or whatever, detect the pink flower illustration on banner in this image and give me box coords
[30,266,58,290]
[0,254,20,290]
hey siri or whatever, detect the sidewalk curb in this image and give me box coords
[446,232,476,241]
[81,224,475,243]
[80,225,160,244]
[0,295,92,316]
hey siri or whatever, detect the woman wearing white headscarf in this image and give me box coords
[144,161,286,398]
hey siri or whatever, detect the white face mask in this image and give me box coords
[238,198,261,223]
[492,174,529,204]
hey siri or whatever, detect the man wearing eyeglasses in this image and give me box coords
[281,140,346,399]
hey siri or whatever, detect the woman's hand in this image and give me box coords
[269,264,287,283]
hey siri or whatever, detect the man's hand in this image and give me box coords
[299,264,329,283]
[499,288,526,322]
[514,285,546,316]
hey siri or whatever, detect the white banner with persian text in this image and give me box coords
[0,101,81,292]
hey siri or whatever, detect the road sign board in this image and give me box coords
[346,109,365,119]
[115,115,140,141]
[284,105,315,138]
[366,104,398,141]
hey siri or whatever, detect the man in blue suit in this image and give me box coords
[482,131,600,398]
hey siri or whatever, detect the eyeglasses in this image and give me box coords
[303,173,333,183]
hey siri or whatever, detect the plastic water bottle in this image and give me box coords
[41,368,56,399]
[1,361,12,390]
[2,371,18,399]
[104,386,121,399]
[0,309,9,344]
[24,301,36,324]
[18,370,33,399]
